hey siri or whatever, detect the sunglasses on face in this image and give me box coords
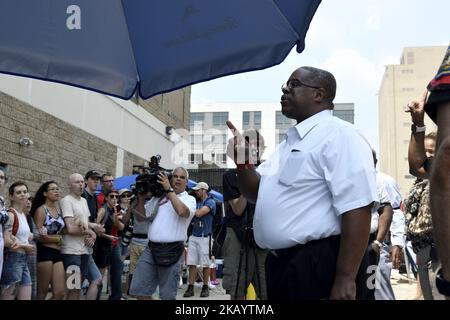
[121,194,132,198]
[109,195,119,199]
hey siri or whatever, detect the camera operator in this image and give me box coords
[129,167,196,300]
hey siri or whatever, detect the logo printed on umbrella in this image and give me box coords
[66,5,81,30]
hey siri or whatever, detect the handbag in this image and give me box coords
[148,241,184,267]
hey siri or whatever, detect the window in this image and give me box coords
[243,112,250,126]
[254,111,261,125]
[243,111,262,130]
[190,112,204,126]
[333,110,354,124]
[404,174,415,180]
[276,111,292,125]
[189,154,203,165]
[407,52,415,65]
[190,134,203,144]
[401,69,414,74]
[276,132,286,144]
[213,134,227,145]
[213,112,228,126]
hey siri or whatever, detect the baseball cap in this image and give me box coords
[105,188,119,197]
[192,182,209,191]
[85,170,101,180]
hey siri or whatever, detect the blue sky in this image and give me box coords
[192,0,449,151]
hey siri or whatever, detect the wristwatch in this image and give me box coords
[411,124,426,134]
[436,269,450,297]
[373,240,383,249]
[166,187,174,193]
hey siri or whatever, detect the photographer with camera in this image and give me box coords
[129,166,196,300]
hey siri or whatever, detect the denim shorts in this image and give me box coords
[0,251,32,288]
[61,254,90,280]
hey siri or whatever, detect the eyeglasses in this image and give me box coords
[109,195,119,199]
[281,78,321,91]
[103,179,114,183]
[172,174,186,180]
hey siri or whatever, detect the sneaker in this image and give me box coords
[183,285,194,298]
[211,279,220,286]
[200,285,209,298]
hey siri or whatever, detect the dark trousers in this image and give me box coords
[266,235,370,300]
[109,244,124,300]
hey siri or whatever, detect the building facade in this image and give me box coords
[378,45,446,195]
[189,102,354,169]
[0,74,190,195]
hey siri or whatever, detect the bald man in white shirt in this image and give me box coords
[227,66,378,300]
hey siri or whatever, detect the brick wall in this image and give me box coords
[0,91,143,196]
[123,150,145,176]
[138,87,191,130]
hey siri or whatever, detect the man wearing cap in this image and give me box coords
[81,170,103,299]
[183,182,216,298]
[82,170,101,223]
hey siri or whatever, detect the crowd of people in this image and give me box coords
[0,45,449,300]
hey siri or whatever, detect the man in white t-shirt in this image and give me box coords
[129,167,196,300]
[61,173,102,300]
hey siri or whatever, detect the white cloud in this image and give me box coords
[365,5,381,31]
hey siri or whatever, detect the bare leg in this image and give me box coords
[51,262,66,300]
[0,284,17,300]
[86,267,105,300]
[188,265,197,285]
[203,267,210,286]
[16,285,32,300]
[430,102,450,283]
[37,261,53,300]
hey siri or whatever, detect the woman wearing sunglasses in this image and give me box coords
[95,189,125,300]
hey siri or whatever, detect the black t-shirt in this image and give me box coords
[222,169,255,223]
[82,189,98,223]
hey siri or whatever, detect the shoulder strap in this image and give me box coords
[8,208,19,236]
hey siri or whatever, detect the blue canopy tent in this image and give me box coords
[102,174,223,202]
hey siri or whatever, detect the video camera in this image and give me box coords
[133,155,172,198]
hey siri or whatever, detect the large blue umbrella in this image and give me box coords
[0,0,321,100]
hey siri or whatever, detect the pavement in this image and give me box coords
[100,269,419,301]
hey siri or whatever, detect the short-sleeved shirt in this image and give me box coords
[191,197,216,237]
[96,192,106,210]
[146,191,196,243]
[82,189,98,223]
[424,43,450,123]
[223,169,256,229]
[60,194,91,255]
[254,110,378,250]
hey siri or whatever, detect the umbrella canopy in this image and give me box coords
[107,174,223,202]
[0,0,321,100]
